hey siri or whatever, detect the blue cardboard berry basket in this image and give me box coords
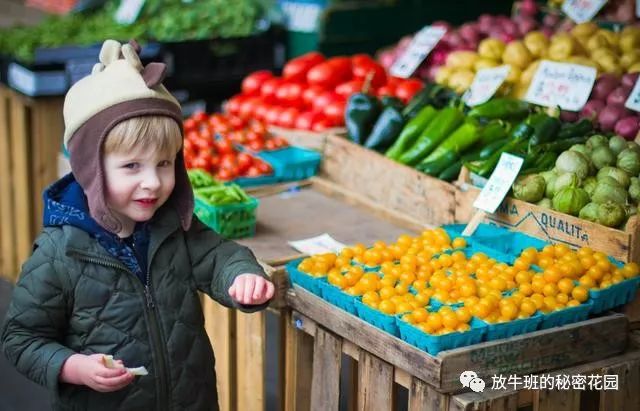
[483,313,543,341]
[539,301,593,330]
[442,223,547,257]
[396,317,487,356]
[354,300,401,336]
[258,146,321,182]
[286,258,325,297]
[318,280,359,315]
[588,277,640,314]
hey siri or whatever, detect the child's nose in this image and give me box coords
[140,171,161,190]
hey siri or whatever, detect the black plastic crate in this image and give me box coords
[162,26,286,91]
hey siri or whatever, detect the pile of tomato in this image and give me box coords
[224,52,424,131]
[183,112,280,181]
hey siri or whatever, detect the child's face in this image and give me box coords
[103,146,176,235]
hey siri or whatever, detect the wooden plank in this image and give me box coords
[310,327,342,411]
[600,360,640,411]
[408,377,448,411]
[0,87,16,279]
[10,92,32,278]
[270,267,290,309]
[533,390,580,411]
[357,351,393,411]
[284,311,314,411]
[268,126,343,152]
[623,290,640,328]
[439,314,628,392]
[287,288,442,388]
[202,295,234,411]
[455,177,638,262]
[320,134,456,227]
[235,311,265,411]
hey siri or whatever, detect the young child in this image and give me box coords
[1,39,274,410]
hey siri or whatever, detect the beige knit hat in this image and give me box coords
[64,39,193,234]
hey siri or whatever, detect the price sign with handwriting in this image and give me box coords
[525,60,596,111]
[463,65,510,106]
[390,26,446,78]
[562,0,607,23]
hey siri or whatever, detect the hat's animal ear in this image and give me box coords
[121,44,143,71]
[142,62,168,88]
[91,63,105,75]
[99,40,122,66]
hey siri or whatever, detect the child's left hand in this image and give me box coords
[228,274,275,305]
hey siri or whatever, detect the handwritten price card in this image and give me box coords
[463,65,511,106]
[473,153,524,214]
[562,0,607,23]
[390,26,446,78]
[625,77,640,112]
[525,60,597,111]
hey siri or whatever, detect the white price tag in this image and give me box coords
[390,26,446,78]
[562,0,607,23]
[288,234,346,255]
[281,1,324,33]
[115,0,146,25]
[625,78,640,112]
[525,60,597,112]
[473,153,524,214]
[463,65,511,106]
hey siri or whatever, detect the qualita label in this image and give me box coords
[525,60,596,111]
[562,0,607,24]
[463,65,511,106]
[390,26,446,78]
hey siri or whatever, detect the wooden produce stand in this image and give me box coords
[268,126,346,152]
[0,85,64,282]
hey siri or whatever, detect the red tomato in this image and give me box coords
[302,85,325,108]
[241,70,273,95]
[239,97,262,120]
[217,169,234,181]
[225,95,245,115]
[182,138,194,152]
[249,121,267,135]
[294,111,317,130]
[209,155,220,171]
[183,118,197,132]
[216,139,235,155]
[227,115,245,130]
[199,128,213,141]
[257,161,272,174]
[323,100,346,126]
[237,153,254,173]
[194,137,212,151]
[275,82,304,107]
[272,137,288,148]
[395,79,424,103]
[219,153,238,169]
[260,78,283,102]
[312,91,341,113]
[191,156,210,171]
[352,55,387,88]
[193,112,208,124]
[306,57,352,89]
[246,130,264,143]
[246,166,261,177]
[311,118,334,132]
[255,104,270,121]
[265,139,277,150]
[376,84,396,97]
[186,130,199,143]
[277,107,300,129]
[265,106,283,125]
[335,80,365,98]
[283,52,325,82]
[248,140,265,151]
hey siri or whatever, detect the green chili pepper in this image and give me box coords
[398,107,465,166]
[437,159,463,182]
[534,136,588,153]
[419,120,481,166]
[521,151,558,175]
[478,138,510,160]
[478,119,510,145]
[468,98,531,120]
[364,106,405,152]
[527,113,562,147]
[464,131,530,177]
[385,106,438,160]
[557,119,593,140]
[345,92,381,145]
[416,151,459,176]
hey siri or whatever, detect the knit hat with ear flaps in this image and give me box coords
[63,39,193,234]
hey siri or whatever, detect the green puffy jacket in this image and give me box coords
[1,207,268,410]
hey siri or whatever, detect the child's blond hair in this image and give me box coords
[104,115,182,157]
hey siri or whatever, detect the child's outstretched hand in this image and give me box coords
[60,353,134,392]
[228,274,275,305]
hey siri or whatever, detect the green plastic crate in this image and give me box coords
[194,196,259,239]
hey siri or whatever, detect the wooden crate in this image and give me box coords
[455,167,640,263]
[0,85,64,282]
[287,287,628,395]
[268,126,346,152]
[320,134,457,228]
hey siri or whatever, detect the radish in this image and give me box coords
[560,110,579,122]
[580,99,605,121]
[442,31,464,48]
[622,73,639,89]
[591,75,620,101]
[599,105,629,132]
[543,13,560,28]
[519,0,539,16]
[607,86,632,106]
[614,116,640,140]
[459,23,481,44]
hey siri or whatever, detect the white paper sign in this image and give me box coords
[525,60,597,112]
[625,78,640,112]
[390,26,446,78]
[288,234,346,255]
[473,153,524,214]
[281,1,324,32]
[562,0,607,23]
[463,65,511,106]
[115,0,146,25]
